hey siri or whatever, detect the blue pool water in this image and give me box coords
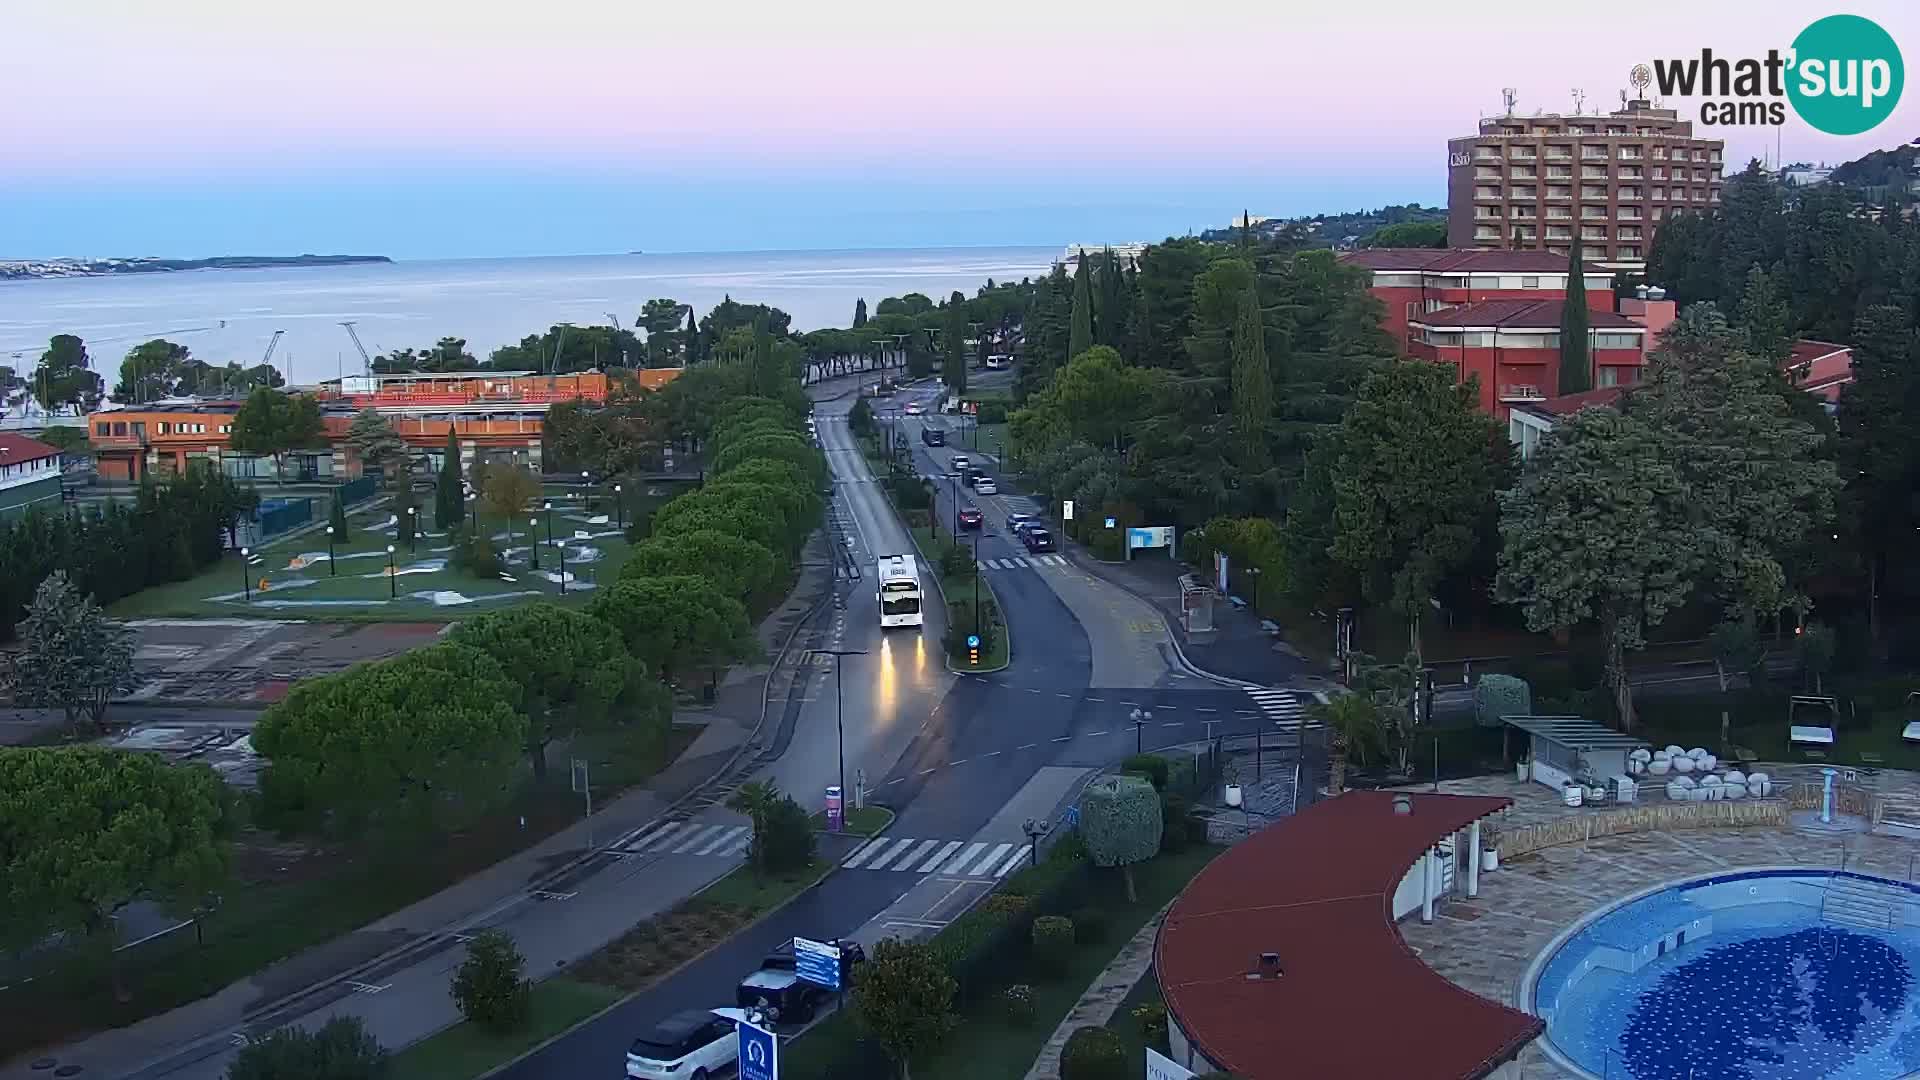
[1531,871,1920,1079]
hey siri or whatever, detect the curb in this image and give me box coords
[1062,550,1262,690]
[106,540,837,1080]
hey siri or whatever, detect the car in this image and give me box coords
[950,454,970,473]
[1023,527,1056,553]
[626,1008,750,1079]
[974,477,998,495]
[1006,512,1036,533]
[736,939,866,1024]
[958,508,984,529]
[904,402,923,415]
[921,427,946,446]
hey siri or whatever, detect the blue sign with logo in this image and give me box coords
[1061,805,1080,830]
[738,1018,778,1080]
[966,634,980,649]
[793,936,842,990]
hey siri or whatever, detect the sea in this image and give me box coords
[0,246,1058,386]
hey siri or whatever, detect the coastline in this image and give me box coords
[0,255,392,281]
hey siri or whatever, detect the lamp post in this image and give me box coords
[529,515,540,570]
[239,546,251,602]
[971,533,981,644]
[1130,707,1154,755]
[406,505,417,553]
[807,649,866,833]
[613,483,624,530]
[557,532,567,594]
[385,544,396,599]
[581,470,591,512]
[325,526,336,577]
[948,472,961,536]
[543,501,554,550]
[1022,817,1048,868]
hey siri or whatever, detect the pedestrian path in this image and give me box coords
[1247,686,1316,731]
[611,819,753,858]
[839,836,1032,879]
[979,553,1071,573]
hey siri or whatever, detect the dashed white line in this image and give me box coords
[1018,743,1037,750]
[1052,736,1073,742]
[948,758,970,766]
[920,768,937,776]
[1084,730,1108,736]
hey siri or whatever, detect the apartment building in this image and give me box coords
[1446,99,1724,270]
[0,433,64,517]
[1339,248,1613,352]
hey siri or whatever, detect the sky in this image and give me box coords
[4,0,1918,260]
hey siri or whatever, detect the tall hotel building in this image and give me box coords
[1446,98,1724,271]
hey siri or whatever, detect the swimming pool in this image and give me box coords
[1526,869,1920,1080]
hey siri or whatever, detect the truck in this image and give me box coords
[735,939,866,1024]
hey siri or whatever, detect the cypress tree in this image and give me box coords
[944,292,968,394]
[1229,284,1273,472]
[853,298,868,328]
[1558,233,1592,395]
[1097,249,1126,348]
[435,430,463,530]
[329,492,349,539]
[1068,252,1095,360]
[683,308,699,364]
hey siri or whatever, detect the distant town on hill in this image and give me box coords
[0,254,392,281]
[1198,203,1447,249]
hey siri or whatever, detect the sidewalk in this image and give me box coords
[7,533,837,1080]
[1069,553,1328,690]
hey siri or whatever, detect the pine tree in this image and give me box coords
[436,430,463,530]
[1230,285,1273,472]
[853,298,868,328]
[1068,252,1095,360]
[1558,233,1592,395]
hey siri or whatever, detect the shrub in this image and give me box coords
[976,399,1009,424]
[981,893,1032,917]
[451,930,531,1034]
[1159,792,1191,853]
[448,526,502,580]
[939,542,975,579]
[1473,673,1531,729]
[1070,906,1108,945]
[1030,915,1076,979]
[1121,754,1169,791]
[758,795,818,874]
[1081,774,1162,902]
[1002,982,1035,1027]
[1132,1000,1169,1051]
[1060,1025,1127,1080]
[226,1016,387,1080]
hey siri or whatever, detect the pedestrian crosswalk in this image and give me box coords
[979,554,1070,573]
[1246,687,1316,731]
[840,836,1033,879]
[614,820,753,858]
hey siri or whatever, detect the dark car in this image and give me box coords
[1023,527,1056,553]
[1006,512,1036,534]
[958,508,984,530]
[736,939,867,1024]
[962,468,987,488]
[922,427,946,446]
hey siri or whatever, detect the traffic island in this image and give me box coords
[909,525,1010,674]
[809,805,895,838]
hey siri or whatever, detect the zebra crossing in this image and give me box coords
[840,836,1033,879]
[979,553,1071,573]
[1246,687,1316,731]
[613,819,753,858]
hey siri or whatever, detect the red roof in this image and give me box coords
[1787,339,1850,368]
[0,432,62,463]
[1411,299,1645,330]
[1157,791,1538,1080]
[1340,248,1576,273]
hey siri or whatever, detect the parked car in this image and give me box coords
[974,477,998,495]
[626,1008,751,1079]
[950,454,970,473]
[958,508,984,530]
[904,402,924,415]
[1023,527,1056,553]
[736,939,866,1024]
[922,427,946,446]
[1006,512,1036,535]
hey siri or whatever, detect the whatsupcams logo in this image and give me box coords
[1648,14,1904,134]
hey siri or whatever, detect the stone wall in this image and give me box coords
[1496,799,1788,860]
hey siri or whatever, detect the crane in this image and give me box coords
[605,313,628,368]
[259,329,285,370]
[339,321,372,378]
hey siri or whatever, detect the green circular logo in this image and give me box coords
[1788,15,1904,136]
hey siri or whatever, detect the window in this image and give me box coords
[157,422,171,434]
[1592,332,1642,349]
[112,422,127,436]
[1522,276,1540,288]
[95,423,109,436]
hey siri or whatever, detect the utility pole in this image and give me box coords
[808,649,867,832]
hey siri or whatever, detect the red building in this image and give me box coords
[1406,299,1652,415]
[1339,248,1613,353]
[1783,340,1855,401]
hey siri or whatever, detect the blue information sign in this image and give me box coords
[738,1018,778,1080]
[966,634,981,649]
[793,936,842,990]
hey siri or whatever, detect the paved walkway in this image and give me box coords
[1023,898,1175,1080]
[5,534,836,1080]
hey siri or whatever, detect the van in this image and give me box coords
[922,427,946,446]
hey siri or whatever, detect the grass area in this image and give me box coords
[782,844,1220,1080]
[1106,968,1166,1075]
[809,806,895,837]
[107,491,653,622]
[0,720,699,1062]
[910,524,1011,671]
[969,422,1008,462]
[570,857,832,993]
[1634,681,1920,769]
[387,978,620,1080]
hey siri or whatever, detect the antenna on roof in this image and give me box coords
[1619,88,1630,110]
[1501,87,1517,115]
[1571,88,1586,116]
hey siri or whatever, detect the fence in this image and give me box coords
[255,497,314,538]
[336,475,377,507]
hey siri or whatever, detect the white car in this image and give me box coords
[904,402,924,415]
[974,477,998,495]
[626,1008,752,1080]
[950,454,970,473]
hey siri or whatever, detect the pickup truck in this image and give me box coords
[735,939,866,1024]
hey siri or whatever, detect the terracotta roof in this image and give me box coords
[1787,339,1850,368]
[1411,300,1645,330]
[0,432,62,462]
[1339,248,1576,273]
[1157,791,1538,1080]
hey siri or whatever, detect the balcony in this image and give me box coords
[1474,188,1503,201]
[1476,167,1501,180]
[1475,150,1503,162]
[1510,167,1537,180]
[1500,385,1547,402]
[1546,166,1572,179]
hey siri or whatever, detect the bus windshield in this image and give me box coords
[881,584,920,616]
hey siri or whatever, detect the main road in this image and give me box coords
[496,377,1313,1077]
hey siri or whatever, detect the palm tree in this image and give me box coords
[725,780,783,873]
[1309,692,1386,796]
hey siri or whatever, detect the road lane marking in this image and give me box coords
[672,824,728,854]
[981,750,1001,757]
[1084,730,1108,736]
[947,758,969,766]
[994,847,1032,876]
[1052,736,1073,742]
[963,842,1014,875]
[916,841,964,873]
[893,839,939,870]
[1018,743,1037,750]
[941,842,987,874]
[1085,696,1104,702]
[631,822,697,852]
[695,825,748,856]
[920,768,937,776]
[861,838,918,870]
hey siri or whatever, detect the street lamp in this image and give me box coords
[239,546,251,602]
[947,472,961,536]
[529,515,541,570]
[807,648,867,833]
[613,483,624,530]
[582,470,592,512]
[543,501,554,550]
[971,533,982,647]
[557,532,567,594]
[1130,707,1154,755]
[325,525,336,577]
[385,544,396,599]
[1022,817,1049,868]
[406,505,417,553]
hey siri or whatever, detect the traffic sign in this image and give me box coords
[966,634,981,648]
[738,1018,778,1080]
[793,936,842,990]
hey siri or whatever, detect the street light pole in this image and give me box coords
[1130,707,1154,755]
[325,526,336,577]
[406,506,417,553]
[385,544,396,599]
[971,533,981,643]
[581,470,591,512]
[809,649,867,833]
[529,516,540,570]
[240,546,251,602]
[614,483,624,530]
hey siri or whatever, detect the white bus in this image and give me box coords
[876,553,923,628]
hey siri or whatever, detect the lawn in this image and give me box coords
[781,843,1220,1080]
[387,977,621,1080]
[1107,969,1167,1076]
[809,806,895,838]
[569,857,832,993]
[0,721,699,1062]
[108,490,651,622]
[1634,682,1920,769]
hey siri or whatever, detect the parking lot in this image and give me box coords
[122,618,447,704]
